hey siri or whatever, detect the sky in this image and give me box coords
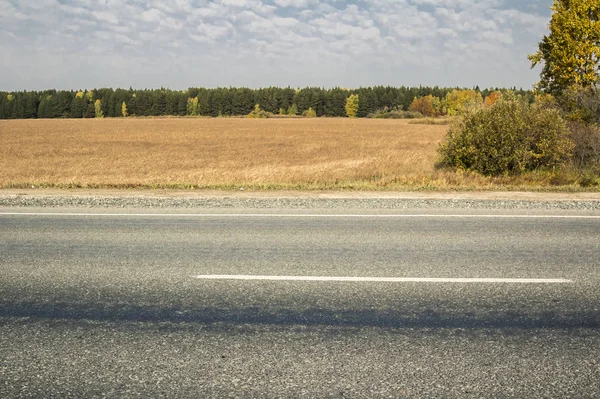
[0,0,553,91]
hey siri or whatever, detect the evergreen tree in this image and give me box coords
[151,90,167,116]
[70,95,86,118]
[177,93,188,116]
[357,88,378,117]
[37,95,52,118]
[4,94,16,119]
[128,93,138,116]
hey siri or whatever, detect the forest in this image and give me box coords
[0,86,533,120]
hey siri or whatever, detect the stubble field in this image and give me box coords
[0,118,449,190]
[0,118,588,190]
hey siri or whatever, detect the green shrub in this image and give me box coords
[369,110,423,119]
[578,172,599,187]
[287,104,298,115]
[302,107,317,117]
[247,104,271,119]
[438,97,574,176]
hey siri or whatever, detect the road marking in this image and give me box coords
[1,212,600,219]
[193,275,573,284]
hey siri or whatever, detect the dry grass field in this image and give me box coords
[0,118,592,190]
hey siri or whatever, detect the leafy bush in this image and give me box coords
[302,107,317,117]
[369,109,424,119]
[247,104,271,119]
[438,97,574,176]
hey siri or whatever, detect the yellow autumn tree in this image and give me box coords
[409,95,443,117]
[445,90,483,116]
[484,91,503,106]
[529,0,600,96]
[345,94,359,118]
[94,99,103,118]
[121,101,128,117]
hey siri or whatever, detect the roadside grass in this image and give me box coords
[0,118,598,191]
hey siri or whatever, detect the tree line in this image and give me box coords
[0,86,534,120]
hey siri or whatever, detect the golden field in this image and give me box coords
[0,118,593,190]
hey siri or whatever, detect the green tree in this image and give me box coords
[345,94,359,118]
[187,97,199,116]
[356,88,378,117]
[70,95,86,118]
[37,95,51,118]
[529,0,600,96]
[287,103,298,115]
[326,88,347,117]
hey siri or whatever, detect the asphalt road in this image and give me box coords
[1,208,600,398]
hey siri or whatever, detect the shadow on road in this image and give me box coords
[2,301,599,329]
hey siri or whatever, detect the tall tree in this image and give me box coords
[409,95,443,117]
[445,89,483,115]
[529,0,600,96]
[345,94,359,118]
[70,92,86,118]
[94,99,104,118]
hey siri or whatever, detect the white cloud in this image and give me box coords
[0,0,553,90]
[141,9,162,23]
[273,0,313,8]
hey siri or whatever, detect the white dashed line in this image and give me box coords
[192,275,573,284]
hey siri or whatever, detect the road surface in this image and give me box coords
[1,208,599,397]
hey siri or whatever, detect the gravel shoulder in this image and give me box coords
[1,189,600,210]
